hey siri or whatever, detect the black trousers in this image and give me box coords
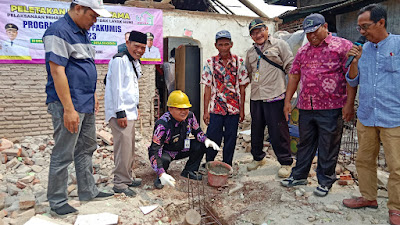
[250,100,293,165]
[161,140,206,172]
[291,109,343,188]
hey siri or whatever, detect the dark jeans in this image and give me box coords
[161,140,206,172]
[250,100,293,165]
[47,101,98,209]
[291,109,344,188]
[206,113,239,166]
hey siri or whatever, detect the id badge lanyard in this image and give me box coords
[254,55,261,82]
[184,124,191,151]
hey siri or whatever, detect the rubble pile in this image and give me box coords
[0,118,394,224]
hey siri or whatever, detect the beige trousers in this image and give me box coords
[356,120,400,210]
[109,118,135,189]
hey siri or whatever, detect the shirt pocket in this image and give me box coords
[265,48,283,65]
[385,55,400,72]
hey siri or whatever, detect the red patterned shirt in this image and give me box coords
[290,34,353,110]
[201,54,249,115]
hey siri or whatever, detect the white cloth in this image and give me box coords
[142,45,160,59]
[0,39,31,57]
[105,54,142,122]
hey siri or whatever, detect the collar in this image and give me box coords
[123,49,140,64]
[254,35,272,49]
[310,33,332,47]
[65,13,85,34]
[374,33,392,47]
[215,53,234,63]
[123,49,135,62]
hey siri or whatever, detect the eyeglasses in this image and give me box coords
[250,28,266,37]
[356,22,375,32]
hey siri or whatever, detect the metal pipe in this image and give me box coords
[238,0,269,18]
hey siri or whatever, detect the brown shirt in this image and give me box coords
[245,36,294,101]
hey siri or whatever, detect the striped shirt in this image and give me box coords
[43,13,97,113]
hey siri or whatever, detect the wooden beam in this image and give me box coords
[238,0,269,18]
[125,0,175,9]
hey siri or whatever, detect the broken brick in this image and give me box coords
[97,130,113,145]
[16,181,27,189]
[0,138,13,151]
[2,148,21,157]
[32,178,41,185]
[19,195,35,209]
[19,175,35,184]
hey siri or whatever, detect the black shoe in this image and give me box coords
[154,178,164,189]
[113,187,137,197]
[92,191,114,201]
[50,203,78,216]
[181,170,203,180]
[128,178,142,187]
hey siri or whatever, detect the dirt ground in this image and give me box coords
[25,132,391,225]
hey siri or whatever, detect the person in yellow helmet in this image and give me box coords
[148,90,220,189]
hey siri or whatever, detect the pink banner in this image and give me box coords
[0,0,163,64]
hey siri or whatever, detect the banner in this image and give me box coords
[0,0,163,64]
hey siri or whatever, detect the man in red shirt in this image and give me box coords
[281,14,356,197]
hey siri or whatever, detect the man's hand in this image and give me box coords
[342,102,355,122]
[159,173,176,187]
[283,101,292,121]
[203,111,210,125]
[94,93,99,115]
[117,117,128,128]
[137,109,140,120]
[347,45,363,64]
[205,138,220,151]
[240,108,245,123]
[64,109,80,133]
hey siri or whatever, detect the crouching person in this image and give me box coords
[148,90,220,189]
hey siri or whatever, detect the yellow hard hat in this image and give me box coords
[167,90,192,108]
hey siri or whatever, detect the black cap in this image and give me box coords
[146,32,154,39]
[129,31,147,44]
[5,23,18,31]
[249,18,266,33]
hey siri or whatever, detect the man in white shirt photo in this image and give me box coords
[142,32,161,59]
[0,23,31,60]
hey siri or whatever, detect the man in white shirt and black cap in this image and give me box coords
[105,30,147,197]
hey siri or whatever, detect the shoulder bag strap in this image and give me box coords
[254,46,285,73]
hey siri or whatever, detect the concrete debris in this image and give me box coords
[1,148,21,157]
[0,139,13,151]
[75,212,119,225]
[324,204,340,213]
[19,194,36,209]
[0,121,392,225]
[377,170,389,189]
[96,130,113,145]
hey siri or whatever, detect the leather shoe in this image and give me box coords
[343,197,378,209]
[181,170,202,180]
[113,187,137,197]
[128,178,142,187]
[390,210,400,225]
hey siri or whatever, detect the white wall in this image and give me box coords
[162,10,275,128]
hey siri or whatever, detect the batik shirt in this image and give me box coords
[290,33,353,110]
[201,54,249,115]
[148,111,207,175]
